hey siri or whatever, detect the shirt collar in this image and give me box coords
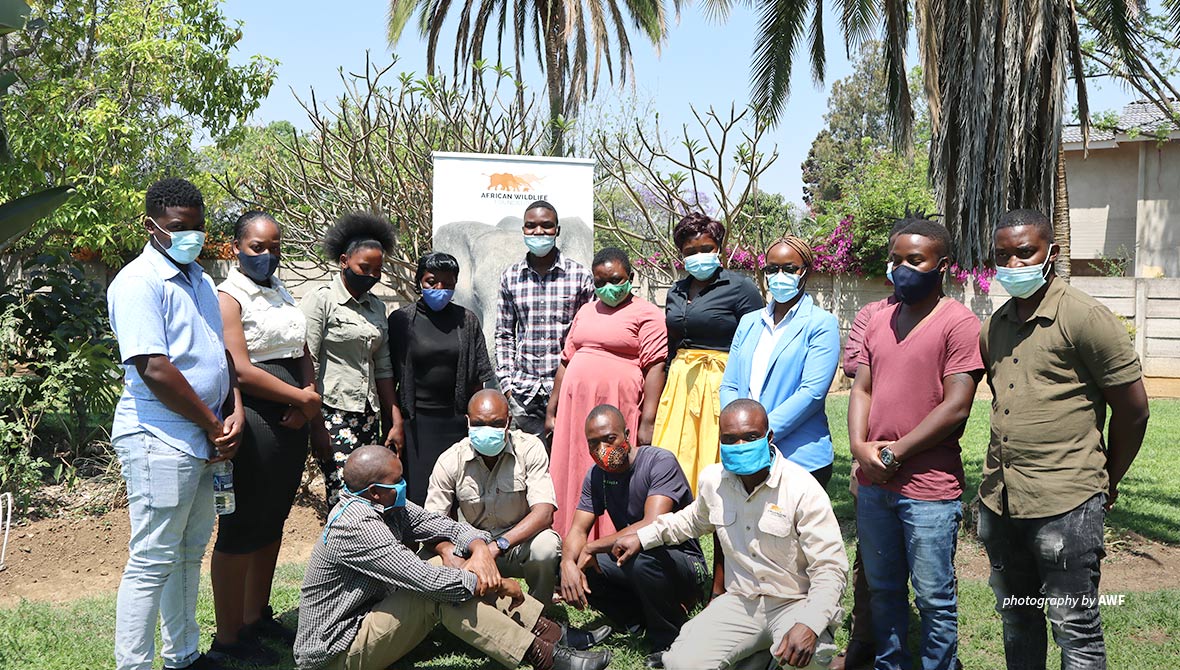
[999,276,1066,325]
[518,249,568,279]
[760,298,803,331]
[719,451,784,499]
[142,242,197,283]
[673,268,733,294]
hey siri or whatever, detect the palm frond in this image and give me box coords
[749,0,811,122]
[914,0,941,132]
[838,0,878,49]
[808,0,825,84]
[882,0,912,153]
[386,0,420,45]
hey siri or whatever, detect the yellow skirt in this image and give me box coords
[652,349,729,494]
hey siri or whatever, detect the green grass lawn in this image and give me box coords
[2,397,1177,669]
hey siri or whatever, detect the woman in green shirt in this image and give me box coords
[301,213,404,507]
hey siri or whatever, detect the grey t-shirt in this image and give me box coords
[577,446,702,556]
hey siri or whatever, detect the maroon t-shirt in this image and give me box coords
[856,299,983,501]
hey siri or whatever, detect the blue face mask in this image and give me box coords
[469,425,507,456]
[995,255,1052,299]
[238,250,279,283]
[767,271,802,304]
[421,288,454,311]
[885,261,894,285]
[322,480,407,543]
[720,434,774,475]
[891,262,944,304]
[151,218,205,265]
[684,252,721,281]
[523,233,556,257]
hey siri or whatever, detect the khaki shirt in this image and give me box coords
[424,430,558,536]
[300,274,393,413]
[980,278,1141,518]
[637,456,847,637]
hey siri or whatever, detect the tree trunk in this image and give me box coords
[540,9,566,156]
[1053,143,1072,281]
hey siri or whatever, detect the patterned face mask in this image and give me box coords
[591,438,631,473]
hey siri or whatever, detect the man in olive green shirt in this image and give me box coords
[979,209,1150,670]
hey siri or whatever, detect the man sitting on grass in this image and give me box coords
[294,445,611,670]
[612,400,847,669]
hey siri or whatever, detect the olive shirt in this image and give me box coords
[424,429,557,537]
[300,274,394,413]
[979,278,1141,519]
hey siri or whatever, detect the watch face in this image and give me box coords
[880,448,895,466]
[496,537,510,551]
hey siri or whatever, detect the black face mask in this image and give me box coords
[343,267,379,295]
[891,262,944,305]
[238,251,280,284]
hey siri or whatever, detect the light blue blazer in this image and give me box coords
[719,295,840,472]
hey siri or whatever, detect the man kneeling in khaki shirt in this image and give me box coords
[426,389,612,649]
[613,399,847,669]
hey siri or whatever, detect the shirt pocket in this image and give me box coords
[709,507,737,548]
[324,312,367,345]
[756,510,799,564]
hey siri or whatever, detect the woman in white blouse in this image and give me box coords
[210,211,320,663]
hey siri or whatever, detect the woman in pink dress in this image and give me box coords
[545,247,668,538]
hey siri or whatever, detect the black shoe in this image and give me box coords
[559,623,613,650]
[842,639,875,670]
[243,606,297,645]
[206,637,280,667]
[553,645,612,670]
[645,648,668,668]
[165,655,227,670]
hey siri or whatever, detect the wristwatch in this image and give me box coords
[496,536,511,552]
[880,446,897,467]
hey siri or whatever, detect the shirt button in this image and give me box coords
[1004,461,1011,468]
[1014,358,1019,364]
[1003,436,1008,443]
[1009,384,1015,389]
[1004,409,1010,415]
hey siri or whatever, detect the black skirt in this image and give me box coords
[214,357,310,554]
[402,409,468,507]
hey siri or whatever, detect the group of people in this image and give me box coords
[106,177,1149,670]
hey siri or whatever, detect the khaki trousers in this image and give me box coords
[663,594,837,670]
[496,529,561,608]
[327,587,543,670]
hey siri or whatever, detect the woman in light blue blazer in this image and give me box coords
[719,235,841,487]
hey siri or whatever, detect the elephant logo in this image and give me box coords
[485,172,544,192]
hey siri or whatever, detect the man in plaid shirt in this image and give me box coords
[495,200,594,439]
[294,445,612,670]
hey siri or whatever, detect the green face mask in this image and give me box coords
[595,279,633,307]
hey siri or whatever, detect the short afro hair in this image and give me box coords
[233,210,280,241]
[323,212,397,260]
[525,200,558,221]
[997,208,1054,243]
[592,246,632,275]
[145,178,204,218]
[415,251,461,283]
[672,212,726,251]
[895,219,953,259]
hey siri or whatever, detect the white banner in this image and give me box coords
[431,152,595,354]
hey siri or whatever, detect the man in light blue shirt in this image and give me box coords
[107,178,244,670]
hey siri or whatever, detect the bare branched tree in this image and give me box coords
[594,104,784,286]
[215,54,547,299]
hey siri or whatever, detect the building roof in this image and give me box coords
[1063,100,1180,145]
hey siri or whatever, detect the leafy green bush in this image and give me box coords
[0,254,120,508]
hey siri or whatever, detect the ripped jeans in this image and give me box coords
[978,493,1107,670]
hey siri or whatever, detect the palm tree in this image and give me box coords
[722,0,1172,269]
[387,0,679,155]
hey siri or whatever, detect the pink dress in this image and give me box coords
[550,296,668,539]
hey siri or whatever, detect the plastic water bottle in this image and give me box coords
[213,461,236,516]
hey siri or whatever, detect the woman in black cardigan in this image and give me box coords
[388,252,494,504]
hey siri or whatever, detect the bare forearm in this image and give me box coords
[847,388,871,449]
[501,505,555,547]
[640,365,665,427]
[137,358,221,430]
[891,400,973,459]
[1107,409,1149,488]
[237,363,308,405]
[562,528,589,566]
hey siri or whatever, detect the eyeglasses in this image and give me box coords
[761,264,803,275]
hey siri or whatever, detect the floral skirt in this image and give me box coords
[319,405,381,507]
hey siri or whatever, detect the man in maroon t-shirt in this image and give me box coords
[848,219,984,670]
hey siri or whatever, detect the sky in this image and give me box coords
[218,0,1140,207]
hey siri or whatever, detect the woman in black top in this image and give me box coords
[388,252,494,504]
[651,213,762,493]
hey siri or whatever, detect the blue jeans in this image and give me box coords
[977,493,1107,670]
[857,485,962,670]
[113,432,215,670]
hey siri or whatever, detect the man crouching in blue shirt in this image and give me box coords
[107,178,245,670]
[295,445,612,670]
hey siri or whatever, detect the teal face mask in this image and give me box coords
[322,480,407,543]
[719,434,773,475]
[469,425,507,456]
[684,252,721,281]
[523,233,556,256]
[150,218,205,265]
[595,280,632,307]
[995,256,1052,299]
[767,272,802,304]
